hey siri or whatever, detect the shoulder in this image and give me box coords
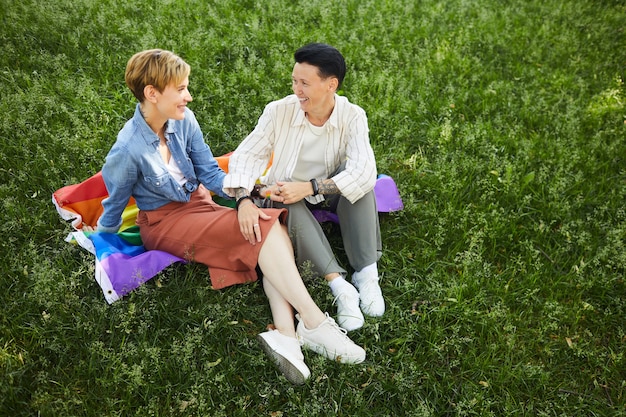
[256,95,301,127]
[333,95,367,129]
[115,118,141,149]
[336,95,366,117]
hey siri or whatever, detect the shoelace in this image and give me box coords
[332,290,358,307]
[324,315,350,338]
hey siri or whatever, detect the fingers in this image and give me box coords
[253,223,262,242]
[243,222,262,244]
[272,182,286,202]
[238,203,265,244]
[241,228,254,244]
[240,221,257,244]
[238,211,256,245]
[273,181,310,204]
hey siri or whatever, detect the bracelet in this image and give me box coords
[309,178,319,196]
[235,196,254,211]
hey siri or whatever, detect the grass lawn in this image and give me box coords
[1,0,625,415]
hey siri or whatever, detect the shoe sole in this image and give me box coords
[257,334,309,385]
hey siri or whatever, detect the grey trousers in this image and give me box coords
[275,190,382,277]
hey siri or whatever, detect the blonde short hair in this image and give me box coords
[125,49,190,102]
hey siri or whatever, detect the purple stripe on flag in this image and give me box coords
[100,251,186,297]
[88,232,186,299]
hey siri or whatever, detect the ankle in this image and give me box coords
[299,312,325,330]
[325,272,342,282]
[359,263,377,275]
[328,275,351,295]
[274,327,297,338]
[353,263,378,284]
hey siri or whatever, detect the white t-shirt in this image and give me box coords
[291,121,328,182]
[166,157,187,186]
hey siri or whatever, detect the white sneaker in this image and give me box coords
[257,329,310,385]
[332,284,365,331]
[296,313,366,364]
[352,267,385,317]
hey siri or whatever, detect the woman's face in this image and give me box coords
[155,76,192,120]
[291,62,335,115]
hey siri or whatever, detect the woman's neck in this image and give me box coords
[139,103,166,135]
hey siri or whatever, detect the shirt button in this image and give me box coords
[156,182,160,185]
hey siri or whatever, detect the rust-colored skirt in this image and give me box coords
[136,185,286,289]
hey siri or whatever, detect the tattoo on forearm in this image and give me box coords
[235,187,249,200]
[318,179,339,195]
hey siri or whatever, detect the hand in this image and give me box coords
[273,181,312,204]
[237,199,271,245]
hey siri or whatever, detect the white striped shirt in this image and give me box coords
[223,94,377,204]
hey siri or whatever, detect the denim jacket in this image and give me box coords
[97,104,228,233]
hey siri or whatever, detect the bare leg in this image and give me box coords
[258,222,326,331]
[261,279,296,336]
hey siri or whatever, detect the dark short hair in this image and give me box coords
[294,43,346,88]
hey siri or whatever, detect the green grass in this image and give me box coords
[1,0,625,415]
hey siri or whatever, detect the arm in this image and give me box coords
[97,144,137,233]
[222,104,275,196]
[318,178,341,195]
[271,177,340,205]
